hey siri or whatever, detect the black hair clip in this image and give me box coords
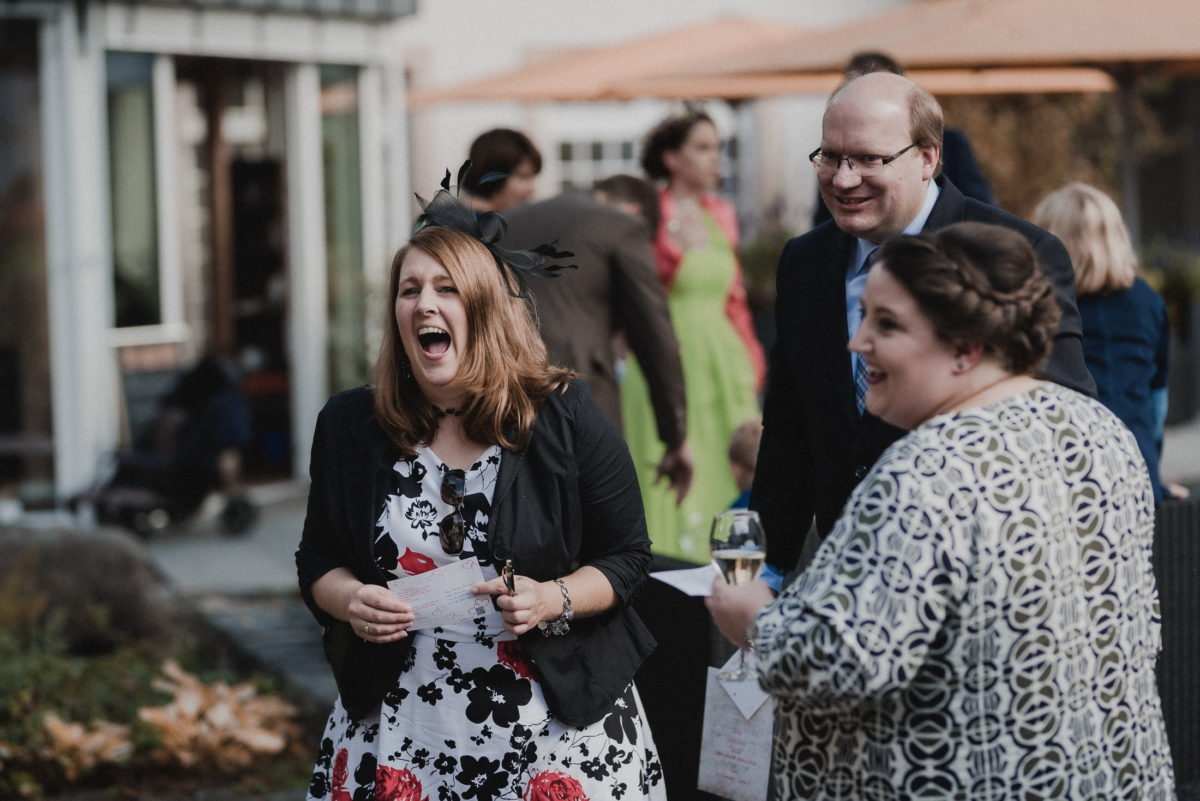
[413,161,575,298]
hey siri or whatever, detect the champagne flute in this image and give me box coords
[710,509,765,681]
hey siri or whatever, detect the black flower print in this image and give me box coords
[417,681,444,704]
[434,753,457,775]
[373,530,400,579]
[456,754,508,801]
[437,785,460,801]
[601,687,639,746]
[412,747,430,769]
[447,667,471,693]
[382,686,409,714]
[579,756,609,781]
[406,499,438,532]
[465,664,533,728]
[317,735,335,770]
[604,744,632,771]
[394,457,427,498]
[308,771,330,799]
[434,640,458,671]
[508,723,534,751]
[640,750,663,791]
[351,751,377,792]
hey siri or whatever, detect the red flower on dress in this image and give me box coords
[524,770,590,801]
[374,765,428,801]
[497,640,537,681]
[332,748,352,801]
[398,548,437,575]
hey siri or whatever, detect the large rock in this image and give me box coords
[0,524,178,653]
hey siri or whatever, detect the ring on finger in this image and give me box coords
[365,621,372,635]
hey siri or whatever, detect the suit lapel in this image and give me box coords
[922,176,965,231]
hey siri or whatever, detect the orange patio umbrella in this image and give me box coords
[406,17,814,107]
[716,0,1200,75]
[407,13,1115,105]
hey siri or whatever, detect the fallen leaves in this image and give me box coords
[40,713,133,780]
[36,658,301,781]
[137,659,301,771]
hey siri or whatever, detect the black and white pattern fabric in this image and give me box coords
[307,445,666,801]
[752,382,1175,800]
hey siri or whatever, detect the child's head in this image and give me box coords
[727,418,763,492]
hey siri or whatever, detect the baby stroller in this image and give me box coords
[84,356,258,537]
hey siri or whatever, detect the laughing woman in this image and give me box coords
[296,186,665,800]
[707,222,1174,800]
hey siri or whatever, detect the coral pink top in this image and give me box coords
[654,188,766,390]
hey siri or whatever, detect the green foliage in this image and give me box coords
[1141,240,1200,336]
[0,556,310,798]
[0,618,170,791]
[739,228,795,308]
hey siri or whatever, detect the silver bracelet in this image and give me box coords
[537,578,574,636]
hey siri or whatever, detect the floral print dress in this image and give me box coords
[306,445,666,801]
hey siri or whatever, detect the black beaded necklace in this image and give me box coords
[433,406,465,418]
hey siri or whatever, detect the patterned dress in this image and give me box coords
[753,383,1175,800]
[307,445,665,801]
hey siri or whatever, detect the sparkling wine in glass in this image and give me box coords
[710,509,765,681]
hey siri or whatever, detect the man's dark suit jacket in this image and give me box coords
[505,190,686,447]
[752,177,1097,574]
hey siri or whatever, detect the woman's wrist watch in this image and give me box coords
[537,579,573,636]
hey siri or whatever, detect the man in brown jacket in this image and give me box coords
[505,183,692,502]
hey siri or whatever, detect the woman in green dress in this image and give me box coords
[621,109,764,563]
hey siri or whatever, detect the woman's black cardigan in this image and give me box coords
[295,380,656,728]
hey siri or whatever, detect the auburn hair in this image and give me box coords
[877,222,1061,376]
[373,226,571,453]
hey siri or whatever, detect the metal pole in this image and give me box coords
[1115,67,1141,248]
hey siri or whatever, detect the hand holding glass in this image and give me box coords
[710,509,765,681]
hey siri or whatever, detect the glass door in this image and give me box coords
[0,19,54,509]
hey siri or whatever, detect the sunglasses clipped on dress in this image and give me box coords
[439,468,467,555]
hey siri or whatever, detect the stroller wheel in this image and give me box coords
[220,495,258,536]
[131,507,171,539]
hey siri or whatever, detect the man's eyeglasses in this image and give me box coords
[809,143,918,176]
[439,469,467,555]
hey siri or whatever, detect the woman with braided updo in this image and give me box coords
[707,221,1174,799]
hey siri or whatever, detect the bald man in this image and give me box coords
[752,73,1095,585]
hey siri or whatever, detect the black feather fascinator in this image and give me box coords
[413,161,575,298]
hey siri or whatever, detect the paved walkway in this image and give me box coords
[1162,416,1200,489]
[141,483,337,726]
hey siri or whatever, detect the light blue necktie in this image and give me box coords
[853,248,879,415]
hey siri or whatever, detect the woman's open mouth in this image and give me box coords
[417,326,451,356]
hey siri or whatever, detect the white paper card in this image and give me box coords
[698,666,774,801]
[386,557,493,631]
[716,651,772,719]
[648,564,717,597]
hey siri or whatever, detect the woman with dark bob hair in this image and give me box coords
[708,221,1174,799]
[621,107,763,564]
[297,196,666,799]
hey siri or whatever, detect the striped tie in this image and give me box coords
[853,247,879,415]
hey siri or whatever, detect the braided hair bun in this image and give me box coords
[876,222,1060,375]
